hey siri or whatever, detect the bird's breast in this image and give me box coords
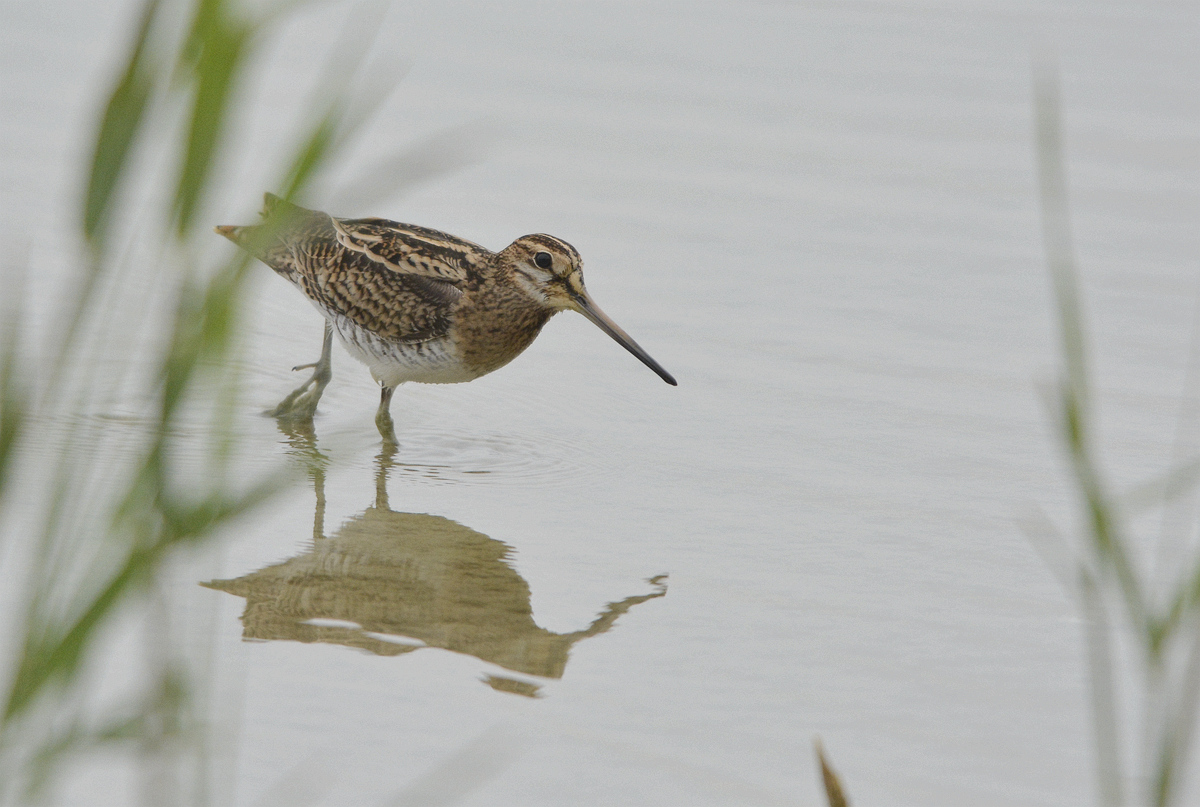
[328,311,476,387]
[453,287,555,379]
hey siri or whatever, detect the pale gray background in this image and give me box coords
[2,0,1198,804]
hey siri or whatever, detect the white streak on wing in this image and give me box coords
[332,218,382,245]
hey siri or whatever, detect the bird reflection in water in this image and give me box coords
[203,423,667,697]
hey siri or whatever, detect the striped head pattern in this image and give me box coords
[502,234,587,310]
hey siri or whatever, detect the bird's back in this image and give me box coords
[218,194,489,345]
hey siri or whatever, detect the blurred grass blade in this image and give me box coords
[1034,56,1132,807]
[158,252,251,427]
[328,123,491,212]
[83,0,162,249]
[1155,629,1200,807]
[1079,569,1124,807]
[5,462,280,724]
[162,478,287,545]
[1017,506,1086,595]
[4,543,153,722]
[1032,55,1086,414]
[24,674,184,800]
[2,0,421,797]
[1033,57,1145,630]
[273,2,406,205]
[0,348,24,503]
[278,107,341,202]
[0,267,27,504]
[174,0,251,234]
[814,738,850,807]
[1123,458,1200,515]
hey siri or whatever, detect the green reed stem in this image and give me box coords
[0,0,431,801]
[1034,56,1200,807]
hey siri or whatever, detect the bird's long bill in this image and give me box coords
[571,292,677,386]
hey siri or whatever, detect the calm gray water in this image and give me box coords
[3,0,1199,804]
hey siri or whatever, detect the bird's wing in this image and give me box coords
[331,216,490,285]
[285,225,471,345]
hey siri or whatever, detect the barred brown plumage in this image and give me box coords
[216,193,676,443]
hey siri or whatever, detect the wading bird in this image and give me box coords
[216,194,676,441]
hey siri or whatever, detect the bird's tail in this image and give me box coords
[214,193,324,268]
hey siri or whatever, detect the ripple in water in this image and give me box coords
[377,427,608,488]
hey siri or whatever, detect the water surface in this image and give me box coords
[3,0,1198,804]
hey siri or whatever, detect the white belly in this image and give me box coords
[328,313,476,387]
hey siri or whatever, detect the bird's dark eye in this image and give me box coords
[534,251,553,270]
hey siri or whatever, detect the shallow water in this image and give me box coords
[3,0,1199,804]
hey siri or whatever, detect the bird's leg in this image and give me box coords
[267,321,333,420]
[374,438,397,510]
[375,384,398,446]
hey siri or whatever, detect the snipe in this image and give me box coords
[216,194,675,441]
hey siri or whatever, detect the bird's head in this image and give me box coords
[501,234,677,386]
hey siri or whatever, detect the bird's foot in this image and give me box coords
[267,361,332,420]
[375,407,399,447]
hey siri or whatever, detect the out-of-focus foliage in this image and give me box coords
[0,0,413,802]
[1031,61,1200,807]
